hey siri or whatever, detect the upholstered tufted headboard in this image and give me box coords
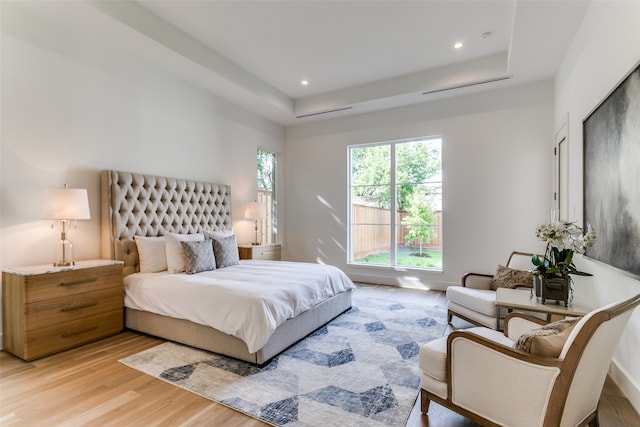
[101,170,232,276]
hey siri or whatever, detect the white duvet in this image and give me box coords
[124,260,355,353]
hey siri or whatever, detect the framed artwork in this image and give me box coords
[583,62,640,279]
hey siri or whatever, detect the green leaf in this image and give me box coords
[564,250,574,266]
[571,271,593,276]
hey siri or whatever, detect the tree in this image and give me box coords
[351,144,391,207]
[401,187,436,255]
[351,139,441,210]
[396,140,440,211]
[257,148,274,191]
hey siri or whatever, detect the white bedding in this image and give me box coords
[124,260,355,353]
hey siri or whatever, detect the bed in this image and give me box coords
[101,170,354,364]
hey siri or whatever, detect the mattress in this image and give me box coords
[124,260,355,353]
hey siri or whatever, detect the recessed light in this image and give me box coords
[301,80,309,86]
[454,42,463,49]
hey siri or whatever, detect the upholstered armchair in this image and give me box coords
[447,251,534,330]
[419,293,640,427]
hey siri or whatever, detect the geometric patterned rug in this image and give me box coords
[119,288,447,427]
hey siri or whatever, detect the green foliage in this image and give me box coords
[401,188,436,253]
[531,249,592,277]
[395,141,440,208]
[355,247,442,269]
[257,148,275,191]
[351,139,441,210]
[351,144,391,207]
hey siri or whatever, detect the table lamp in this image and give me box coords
[244,201,266,245]
[44,184,91,266]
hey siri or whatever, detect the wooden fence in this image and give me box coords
[351,204,442,259]
[257,191,273,245]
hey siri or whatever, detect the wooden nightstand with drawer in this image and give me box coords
[238,244,282,261]
[2,260,124,361]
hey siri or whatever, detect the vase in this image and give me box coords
[533,275,570,307]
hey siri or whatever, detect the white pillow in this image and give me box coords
[134,236,167,273]
[165,232,204,273]
[204,229,235,240]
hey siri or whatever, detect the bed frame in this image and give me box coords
[101,170,352,364]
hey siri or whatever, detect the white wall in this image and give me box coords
[285,81,554,289]
[0,3,284,342]
[4,0,637,412]
[554,0,640,411]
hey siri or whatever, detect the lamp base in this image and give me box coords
[54,235,74,267]
[53,260,74,267]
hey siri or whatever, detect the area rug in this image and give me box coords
[119,289,447,427]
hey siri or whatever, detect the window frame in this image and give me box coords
[348,136,442,271]
[257,148,277,245]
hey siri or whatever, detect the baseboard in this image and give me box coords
[610,359,640,414]
[348,272,452,291]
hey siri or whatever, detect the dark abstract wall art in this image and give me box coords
[583,62,640,279]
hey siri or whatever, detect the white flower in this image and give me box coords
[535,221,596,254]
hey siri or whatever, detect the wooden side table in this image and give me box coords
[238,244,281,261]
[495,288,590,327]
[2,259,124,361]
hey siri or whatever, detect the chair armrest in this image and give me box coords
[447,330,560,368]
[503,313,548,341]
[461,272,493,289]
[446,330,562,426]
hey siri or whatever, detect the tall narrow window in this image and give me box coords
[257,148,276,244]
[349,137,442,270]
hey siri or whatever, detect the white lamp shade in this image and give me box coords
[244,201,266,220]
[44,187,91,220]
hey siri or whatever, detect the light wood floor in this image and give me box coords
[1,286,639,426]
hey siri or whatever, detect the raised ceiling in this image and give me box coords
[14,1,591,125]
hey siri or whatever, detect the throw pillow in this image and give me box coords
[165,232,205,273]
[212,234,240,268]
[181,240,216,274]
[514,318,580,358]
[489,265,534,290]
[134,235,167,273]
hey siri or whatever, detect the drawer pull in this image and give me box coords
[62,326,98,338]
[59,277,98,287]
[261,251,273,256]
[61,302,98,312]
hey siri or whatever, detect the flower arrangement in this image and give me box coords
[531,220,597,279]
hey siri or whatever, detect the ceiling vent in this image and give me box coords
[295,106,353,119]
[422,75,513,96]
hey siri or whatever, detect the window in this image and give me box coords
[257,148,276,244]
[349,137,442,269]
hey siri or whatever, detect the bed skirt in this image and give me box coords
[125,289,353,365]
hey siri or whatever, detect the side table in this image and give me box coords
[495,288,590,327]
[238,244,282,261]
[2,259,124,361]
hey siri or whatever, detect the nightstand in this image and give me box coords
[238,244,282,261]
[2,259,124,361]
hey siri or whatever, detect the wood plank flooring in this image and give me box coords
[1,285,639,426]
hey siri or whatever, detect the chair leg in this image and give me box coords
[420,389,431,414]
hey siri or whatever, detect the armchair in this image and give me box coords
[447,251,534,330]
[419,293,640,427]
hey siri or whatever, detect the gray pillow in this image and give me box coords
[212,234,240,268]
[180,240,216,274]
